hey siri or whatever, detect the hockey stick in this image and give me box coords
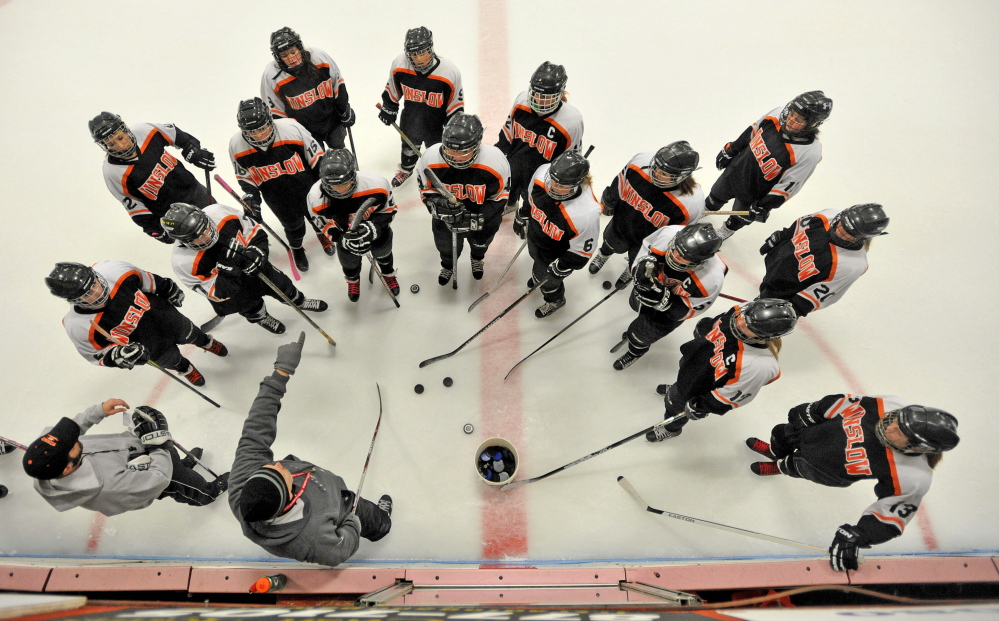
[252,268,337,347]
[617,476,824,553]
[468,239,527,312]
[351,383,384,516]
[703,211,749,216]
[377,103,423,156]
[131,408,222,479]
[214,174,301,281]
[451,229,459,290]
[419,279,547,368]
[199,315,224,333]
[90,322,221,408]
[346,126,358,168]
[0,436,27,451]
[204,169,214,203]
[505,277,629,380]
[499,413,686,491]
[348,199,400,308]
[719,292,748,303]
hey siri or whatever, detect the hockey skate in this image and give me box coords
[253,312,287,334]
[470,259,485,280]
[317,231,336,256]
[535,297,566,318]
[613,350,643,370]
[381,272,400,296]
[182,363,206,387]
[391,167,413,188]
[716,223,736,241]
[202,337,228,357]
[588,250,610,274]
[656,383,672,396]
[297,298,329,312]
[438,267,454,286]
[180,447,203,469]
[614,267,632,290]
[208,472,231,498]
[750,461,782,476]
[377,494,393,517]
[291,246,309,272]
[646,423,681,442]
[346,277,361,302]
[745,437,776,460]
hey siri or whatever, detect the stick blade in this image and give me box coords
[617,475,649,509]
[467,292,489,312]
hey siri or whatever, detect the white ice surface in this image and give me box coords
[0,0,996,564]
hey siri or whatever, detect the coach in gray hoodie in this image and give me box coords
[24,399,227,515]
[229,333,392,567]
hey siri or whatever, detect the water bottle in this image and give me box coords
[249,573,288,593]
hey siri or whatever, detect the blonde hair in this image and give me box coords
[676,176,698,197]
[766,337,782,359]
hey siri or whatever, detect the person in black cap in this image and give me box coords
[229,333,393,567]
[23,399,228,515]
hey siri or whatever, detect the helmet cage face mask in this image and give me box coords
[71,271,111,310]
[649,163,692,189]
[442,145,479,169]
[664,239,701,272]
[99,127,138,159]
[408,45,436,72]
[321,174,356,199]
[185,219,218,250]
[530,89,562,115]
[544,170,577,200]
[242,123,275,150]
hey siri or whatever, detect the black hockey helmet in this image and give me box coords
[830,203,889,247]
[270,27,305,70]
[780,91,833,137]
[237,97,276,149]
[89,111,137,158]
[877,406,959,454]
[529,61,567,115]
[545,150,589,200]
[664,223,722,272]
[442,113,483,169]
[45,262,109,309]
[319,148,357,198]
[404,26,436,72]
[731,298,797,344]
[161,203,217,250]
[650,141,700,189]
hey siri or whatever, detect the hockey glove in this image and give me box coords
[513,209,529,240]
[378,104,399,126]
[241,192,263,222]
[715,142,736,170]
[161,278,185,307]
[275,331,306,375]
[684,398,711,420]
[108,343,148,370]
[829,524,867,572]
[0,441,15,455]
[240,245,267,276]
[546,259,573,283]
[132,406,172,447]
[428,196,461,221]
[338,105,356,128]
[181,141,216,171]
[759,230,784,255]
[452,210,485,233]
[342,222,377,255]
[600,185,618,217]
[148,229,175,244]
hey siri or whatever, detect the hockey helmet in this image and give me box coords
[529,61,567,115]
[319,149,357,198]
[650,141,700,189]
[730,298,797,344]
[780,91,833,137]
[664,223,722,272]
[830,203,889,247]
[161,203,217,250]
[442,113,483,169]
[89,112,137,158]
[545,150,589,200]
[270,27,305,71]
[45,262,109,309]
[877,405,959,454]
[237,98,276,150]
[404,27,436,72]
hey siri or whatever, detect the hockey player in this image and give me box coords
[46,261,227,387]
[758,203,888,317]
[307,149,400,302]
[589,142,705,279]
[707,91,832,240]
[379,27,465,187]
[613,223,726,370]
[261,28,355,150]
[516,150,601,318]
[23,399,228,513]
[415,113,511,285]
[230,333,393,568]
[496,62,584,209]
[230,97,325,272]
[89,112,216,243]
[745,396,959,572]
[648,298,796,441]
[161,203,328,335]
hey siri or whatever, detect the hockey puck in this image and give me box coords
[0,485,7,499]
[602,280,612,290]
[410,284,420,294]
[443,377,453,387]
[414,384,424,394]
[463,423,474,434]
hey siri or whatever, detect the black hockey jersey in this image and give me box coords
[306,172,397,243]
[61,261,174,367]
[722,108,822,209]
[788,394,935,545]
[525,164,600,270]
[605,151,706,246]
[673,306,780,414]
[229,118,324,214]
[381,54,464,129]
[415,144,511,220]
[261,48,350,141]
[759,208,869,316]
[496,91,583,168]
[100,122,203,234]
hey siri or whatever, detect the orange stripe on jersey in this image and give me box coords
[764,115,781,133]
[770,189,791,199]
[234,147,258,159]
[628,163,652,184]
[469,162,507,186]
[545,117,571,143]
[557,203,580,238]
[276,75,296,89]
[650,247,666,258]
[878,398,904,497]
[272,139,304,149]
[663,192,691,222]
[146,129,167,149]
[514,104,533,116]
[786,143,798,167]
[119,166,134,202]
[766,369,781,385]
[192,249,211,281]
[109,269,141,300]
[871,511,906,531]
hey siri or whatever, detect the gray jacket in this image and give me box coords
[33,405,172,516]
[228,371,361,567]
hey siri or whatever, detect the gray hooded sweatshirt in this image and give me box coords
[229,371,361,567]
[32,404,172,516]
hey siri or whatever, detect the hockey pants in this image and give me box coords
[528,243,569,304]
[431,212,502,268]
[398,116,444,172]
[159,446,221,506]
[335,229,395,279]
